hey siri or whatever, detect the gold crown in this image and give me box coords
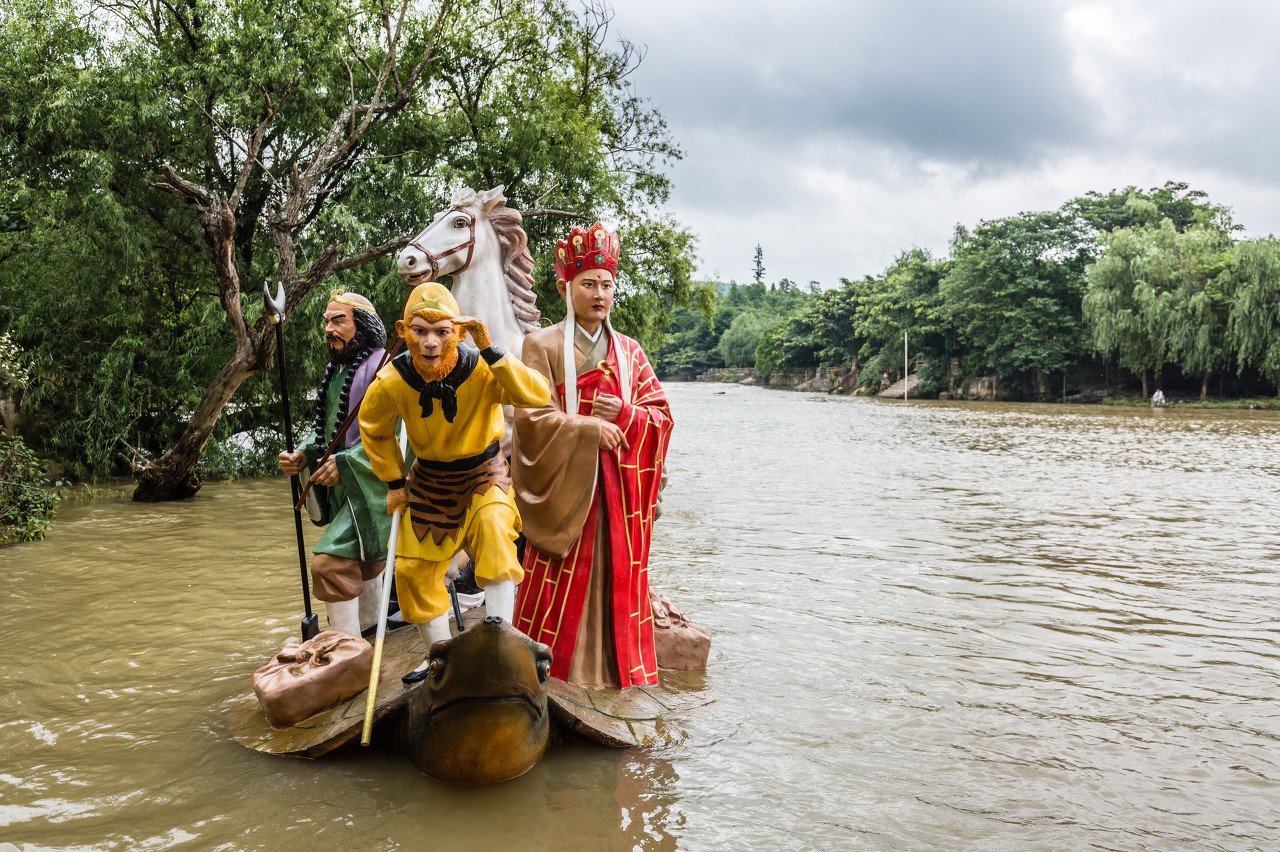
[554,223,620,283]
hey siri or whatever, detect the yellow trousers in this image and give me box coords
[394,500,524,623]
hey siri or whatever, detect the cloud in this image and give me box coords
[607,0,1280,285]
[619,0,1089,162]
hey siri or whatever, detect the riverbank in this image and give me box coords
[676,367,1280,408]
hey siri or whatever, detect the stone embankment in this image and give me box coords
[692,366,861,393]
[680,367,1125,403]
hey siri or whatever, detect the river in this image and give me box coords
[3,384,1279,850]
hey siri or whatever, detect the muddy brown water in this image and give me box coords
[3,384,1279,850]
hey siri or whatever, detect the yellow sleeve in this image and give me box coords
[357,373,404,483]
[490,352,552,408]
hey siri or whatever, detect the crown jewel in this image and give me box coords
[554,222,620,283]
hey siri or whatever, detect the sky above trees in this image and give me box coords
[609,0,1280,286]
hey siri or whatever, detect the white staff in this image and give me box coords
[361,426,409,746]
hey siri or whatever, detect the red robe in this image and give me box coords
[513,330,673,688]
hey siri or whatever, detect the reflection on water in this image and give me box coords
[4,385,1280,849]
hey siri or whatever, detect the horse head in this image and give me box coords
[396,186,541,359]
[397,186,507,285]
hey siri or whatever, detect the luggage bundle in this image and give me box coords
[649,592,711,671]
[252,631,373,729]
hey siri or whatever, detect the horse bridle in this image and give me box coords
[407,207,476,281]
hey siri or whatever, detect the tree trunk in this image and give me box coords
[132,358,257,501]
[136,165,269,502]
[1141,367,1149,401]
[1201,372,1209,401]
[131,6,447,501]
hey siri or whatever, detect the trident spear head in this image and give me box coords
[264,282,286,325]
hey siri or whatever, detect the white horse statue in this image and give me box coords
[396,185,541,357]
[396,187,543,595]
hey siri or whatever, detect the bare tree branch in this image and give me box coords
[182,95,285,196]
[520,208,589,220]
[331,235,413,274]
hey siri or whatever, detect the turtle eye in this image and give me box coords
[429,657,445,680]
[536,658,550,683]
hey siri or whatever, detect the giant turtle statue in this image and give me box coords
[396,615,552,784]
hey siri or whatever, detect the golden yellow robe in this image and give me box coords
[358,346,550,622]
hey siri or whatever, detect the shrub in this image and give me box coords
[0,435,61,545]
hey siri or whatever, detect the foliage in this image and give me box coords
[941,211,1093,393]
[1066,181,1233,236]
[653,279,810,377]
[651,182,1275,403]
[0,0,700,486]
[1224,238,1280,393]
[0,435,61,546]
[198,428,286,481]
[0,332,29,396]
[718,311,777,367]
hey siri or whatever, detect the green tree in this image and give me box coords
[1224,238,1280,396]
[940,212,1093,396]
[1,0,698,495]
[1084,222,1171,398]
[1161,225,1235,399]
[718,310,776,367]
[1067,181,1230,237]
[847,249,949,391]
[1086,215,1234,400]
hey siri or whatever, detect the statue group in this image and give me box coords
[241,187,706,784]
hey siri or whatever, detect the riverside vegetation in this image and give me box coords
[2,4,1277,539]
[656,183,1280,404]
[0,0,706,512]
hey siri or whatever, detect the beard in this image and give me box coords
[328,332,364,365]
[412,336,460,383]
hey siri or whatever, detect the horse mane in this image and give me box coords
[488,206,542,334]
[449,187,541,335]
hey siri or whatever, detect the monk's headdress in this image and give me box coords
[553,224,629,414]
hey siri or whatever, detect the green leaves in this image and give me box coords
[1,0,700,482]
[656,183,1278,401]
[0,435,60,546]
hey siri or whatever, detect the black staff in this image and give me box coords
[264,283,321,640]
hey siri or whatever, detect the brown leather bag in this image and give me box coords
[649,592,711,670]
[252,631,373,729]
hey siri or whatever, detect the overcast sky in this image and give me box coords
[607,0,1280,286]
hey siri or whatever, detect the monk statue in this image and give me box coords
[511,223,675,689]
[358,282,551,683]
[278,290,392,637]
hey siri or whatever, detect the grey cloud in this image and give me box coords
[605,0,1280,283]
[617,0,1091,164]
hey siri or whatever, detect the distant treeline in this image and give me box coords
[655,182,1280,401]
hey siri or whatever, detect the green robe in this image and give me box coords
[299,365,392,562]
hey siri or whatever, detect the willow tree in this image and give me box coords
[1084,226,1171,399]
[1085,216,1234,400]
[1164,224,1234,400]
[1224,239,1280,396]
